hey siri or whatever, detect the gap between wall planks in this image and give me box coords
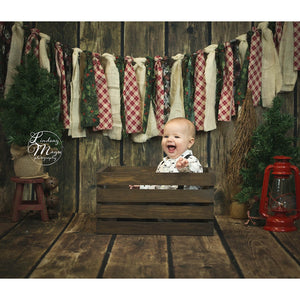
[1,21,298,216]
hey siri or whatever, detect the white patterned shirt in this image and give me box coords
[140,150,203,190]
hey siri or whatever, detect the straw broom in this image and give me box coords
[226,89,257,200]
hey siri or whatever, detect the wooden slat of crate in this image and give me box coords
[97,169,216,186]
[97,220,213,236]
[98,166,210,172]
[96,166,215,235]
[98,166,156,173]
[97,189,214,203]
[99,166,211,174]
[97,203,213,219]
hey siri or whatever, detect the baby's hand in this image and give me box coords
[176,157,189,170]
[129,185,140,189]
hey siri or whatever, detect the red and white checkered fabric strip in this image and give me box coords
[293,22,300,70]
[218,42,235,121]
[193,49,206,131]
[91,53,113,131]
[274,22,283,53]
[55,42,70,129]
[154,55,165,136]
[123,56,142,134]
[25,28,40,58]
[247,28,262,106]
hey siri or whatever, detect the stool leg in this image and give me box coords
[12,183,24,222]
[35,183,49,221]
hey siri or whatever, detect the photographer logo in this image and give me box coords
[27,131,63,166]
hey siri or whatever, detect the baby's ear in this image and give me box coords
[188,137,195,148]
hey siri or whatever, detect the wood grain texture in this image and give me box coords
[80,22,121,54]
[64,212,97,233]
[211,22,251,44]
[97,221,213,236]
[273,227,300,263]
[278,91,296,138]
[30,214,111,278]
[98,189,214,203]
[0,216,69,278]
[97,168,216,186]
[96,166,215,235]
[79,131,120,213]
[0,215,17,237]
[216,216,300,278]
[36,22,79,214]
[171,235,240,278]
[124,22,164,57]
[30,233,110,278]
[0,130,14,213]
[102,235,168,278]
[167,22,209,55]
[79,22,122,213]
[37,22,78,46]
[97,204,213,219]
[46,133,77,214]
[1,213,300,278]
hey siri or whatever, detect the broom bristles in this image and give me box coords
[226,89,257,198]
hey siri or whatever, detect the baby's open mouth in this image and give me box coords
[167,145,176,151]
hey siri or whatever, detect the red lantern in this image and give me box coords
[259,156,300,232]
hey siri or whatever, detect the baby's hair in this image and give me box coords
[165,117,196,138]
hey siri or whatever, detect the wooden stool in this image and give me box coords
[11,177,49,222]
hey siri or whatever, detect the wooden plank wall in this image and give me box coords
[0,21,298,216]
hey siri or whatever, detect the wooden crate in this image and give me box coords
[96,166,216,236]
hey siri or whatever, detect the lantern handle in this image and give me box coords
[259,164,273,218]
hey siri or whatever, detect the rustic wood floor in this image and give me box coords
[0,212,299,278]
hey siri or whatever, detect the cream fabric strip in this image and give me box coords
[258,22,282,108]
[203,44,218,132]
[131,57,146,142]
[236,33,248,67]
[279,22,298,92]
[39,32,50,72]
[102,53,122,141]
[4,22,24,97]
[168,53,185,121]
[68,48,86,138]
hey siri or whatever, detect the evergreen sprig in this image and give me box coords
[0,53,62,146]
[236,96,300,203]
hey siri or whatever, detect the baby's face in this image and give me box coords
[161,122,194,159]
